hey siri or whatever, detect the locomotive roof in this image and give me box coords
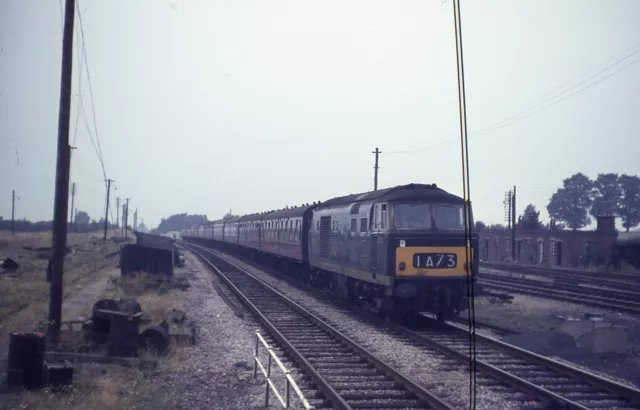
[194,184,462,230]
[316,183,463,208]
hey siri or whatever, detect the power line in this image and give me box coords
[473,47,640,136]
[451,0,477,407]
[71,10,86,150]
[471,55,640,139]
[386,43,640,155]
[76,0,106,181]
[491,42,640,120]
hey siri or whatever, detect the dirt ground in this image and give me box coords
[472,294,640,388]
[0,230,123,345]
[0,250,272,410]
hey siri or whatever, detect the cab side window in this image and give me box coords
[381,204,387,230]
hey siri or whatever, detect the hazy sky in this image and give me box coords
[1,0,639,229]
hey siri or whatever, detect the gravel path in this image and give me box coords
[61,272,113,321]
[209,250,527,410]
[154,252,271,410]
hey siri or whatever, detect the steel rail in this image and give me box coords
[183,241,640,409]
[444,321,640,406]
[186,244,455,410]
[479,278,640,314]
[481,262,640,285]
[481,272,640,301]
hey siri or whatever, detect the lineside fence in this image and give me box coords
[253,331,314,409]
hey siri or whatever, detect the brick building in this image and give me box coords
[478,216,618,268]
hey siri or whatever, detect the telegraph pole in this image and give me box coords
[372,147,381,191]
[133,207,138,232]
[11,190,20,235]
[48,0,76,344]
[116,197,120,228]
[69,182,76,226]
[503,190,512,229]
[124,198,130,238]
[103,179,114,241]
[121,204,126,237]
[511,185,517,261]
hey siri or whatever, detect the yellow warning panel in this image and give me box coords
[395,246,473,277]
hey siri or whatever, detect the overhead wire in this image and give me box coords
[71,14,86,150]
[76,0,106,182]
[386,41,640,155]
[71,0,120,238]
[476,42,640,131]
[451,1,477,408]
[470,54,640,138]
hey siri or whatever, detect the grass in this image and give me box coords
[2,270,190,410]
[9,365,178,410]
[0,231,121,338]
[100,272,185,332]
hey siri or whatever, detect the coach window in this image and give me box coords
[360,217,367,233]
[373,205,379,230]
[351,218,357,233]
[288,220,293,241]
[381,204,387,229]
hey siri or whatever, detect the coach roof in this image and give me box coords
[315,183,464,209]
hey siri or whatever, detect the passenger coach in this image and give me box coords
[182,183,478,321]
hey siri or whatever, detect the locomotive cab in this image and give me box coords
[370,199,478,320]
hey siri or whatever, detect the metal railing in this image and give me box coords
[253,331,314,409]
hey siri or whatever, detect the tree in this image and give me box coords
[547,173,593,230]
[475,221,486,232]
[223,211,238,221]
[590,173,623,218]
[619,174,640,232]
[488,223,507,230]
[521,204,543,230]
[152,213,209,234]
[75,211,90,225]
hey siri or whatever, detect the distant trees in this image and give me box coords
[590,173,623,218]
[475,221,486,232]
[223,212,238,221]
[547,173,594,230]
[619,175,640,232]
[546,173,640,232]
[137,221,148,233]
[153,213,208,234]
[75,211,91,226]
[521,204,543,230]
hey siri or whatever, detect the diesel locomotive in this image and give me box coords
[182,183,478,321]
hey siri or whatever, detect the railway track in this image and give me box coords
[480,272,640,302]
[400,319,640,410]
[184,242,640,409]
[481,262,640,291]
[478,275,640,315]
[186,244,455,410]
[450,317,520,337]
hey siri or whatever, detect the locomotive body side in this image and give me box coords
[308,183,477,319]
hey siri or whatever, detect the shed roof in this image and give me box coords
[135,231,175,251]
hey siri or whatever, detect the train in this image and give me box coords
[181,183,478,321]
